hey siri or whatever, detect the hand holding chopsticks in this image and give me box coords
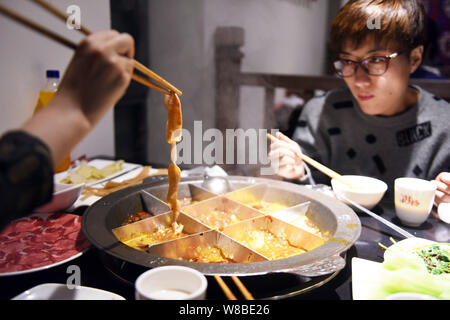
[267,133,356,189]
[0,0,182,96]
[214,275,255,300]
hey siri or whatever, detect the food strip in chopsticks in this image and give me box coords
[167,161,181,225]
[170,143,178,163]
[164,93,182,144]
[164,92,183,232]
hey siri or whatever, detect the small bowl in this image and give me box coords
[135,266,207,300]
[34,182,84,213]
[331,175,388,209]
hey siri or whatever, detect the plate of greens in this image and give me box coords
[352,237,450,300]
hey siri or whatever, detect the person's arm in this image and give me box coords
[0,130,54,230]
[0,30,135,229]
[21,30,135,167]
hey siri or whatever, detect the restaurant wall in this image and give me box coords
[0,0,113,160]
[147,0,330,168]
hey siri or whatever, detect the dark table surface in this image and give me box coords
[0,186,448,301]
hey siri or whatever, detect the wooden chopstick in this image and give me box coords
[131,74,170,95]
[214,275,255,300]
[214,275,237,300]
[30,0,182,96]
[31,0,92,35]
[231,276,255,300]
[32,0,182,96]
[133,60,182,96]
[0,1,181,96]
[267,133,355,189]
[0,4,77,50]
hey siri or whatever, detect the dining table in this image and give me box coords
[0,166,448,302]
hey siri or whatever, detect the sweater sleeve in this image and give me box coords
[291,95,332,185]
[0,130,54,230]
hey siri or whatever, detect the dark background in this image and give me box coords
[111,0,150,165]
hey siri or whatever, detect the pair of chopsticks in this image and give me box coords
[267,134,415,239]
[214,275,254,300]
[0,0,181,97]
[267,133,356,189]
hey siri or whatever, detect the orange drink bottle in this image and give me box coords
[34,70,71,173]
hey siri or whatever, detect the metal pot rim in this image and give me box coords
[81,176,361,276]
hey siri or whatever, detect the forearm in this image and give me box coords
[0,131,54,229]
[20,92,91,167]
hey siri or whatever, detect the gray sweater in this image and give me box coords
[292,86,450,197]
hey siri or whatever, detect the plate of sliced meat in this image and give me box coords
[0,212,91,276]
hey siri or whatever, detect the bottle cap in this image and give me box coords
[46,70,60,79]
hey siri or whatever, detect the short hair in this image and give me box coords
[330,0,427,57]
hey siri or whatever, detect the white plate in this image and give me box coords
[68,164,162,209]
[384,292,438,300]
[352,238,449,300]
[55,159,142,188]
[351,257,384,300]
[0,213,90,277]
[383,237,436,261]
[0,252,83,278]
[55,159,149,209]
[12,283,125,300]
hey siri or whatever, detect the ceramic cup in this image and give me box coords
[394,177,436,227]
[135,266,207,300]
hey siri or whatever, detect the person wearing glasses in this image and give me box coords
[269,0,450,206]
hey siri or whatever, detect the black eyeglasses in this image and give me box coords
[333,52,402,77]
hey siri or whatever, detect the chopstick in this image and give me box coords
[0,4,77,50]
[267,133,356,189]
[214,275,255,300]
[31,0,92,35]
[131,74,171,96]
[214,275,237,300]
[267,133,415,239]
[231,276,255,300]
[29,0,181,96]
[31,0,181,96]
[0,1,181,96]
[133,60,182,97]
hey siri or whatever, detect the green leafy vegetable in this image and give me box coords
[373,239,450,300]
[415,244,450,275]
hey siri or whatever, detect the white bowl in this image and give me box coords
[34,182,84,213]
[135,266,208,300]
[331,175,388,209]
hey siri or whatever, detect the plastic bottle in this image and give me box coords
[34,70,71,173]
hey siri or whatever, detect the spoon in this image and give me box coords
[201,174,233,194]
[311,185,414,239]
